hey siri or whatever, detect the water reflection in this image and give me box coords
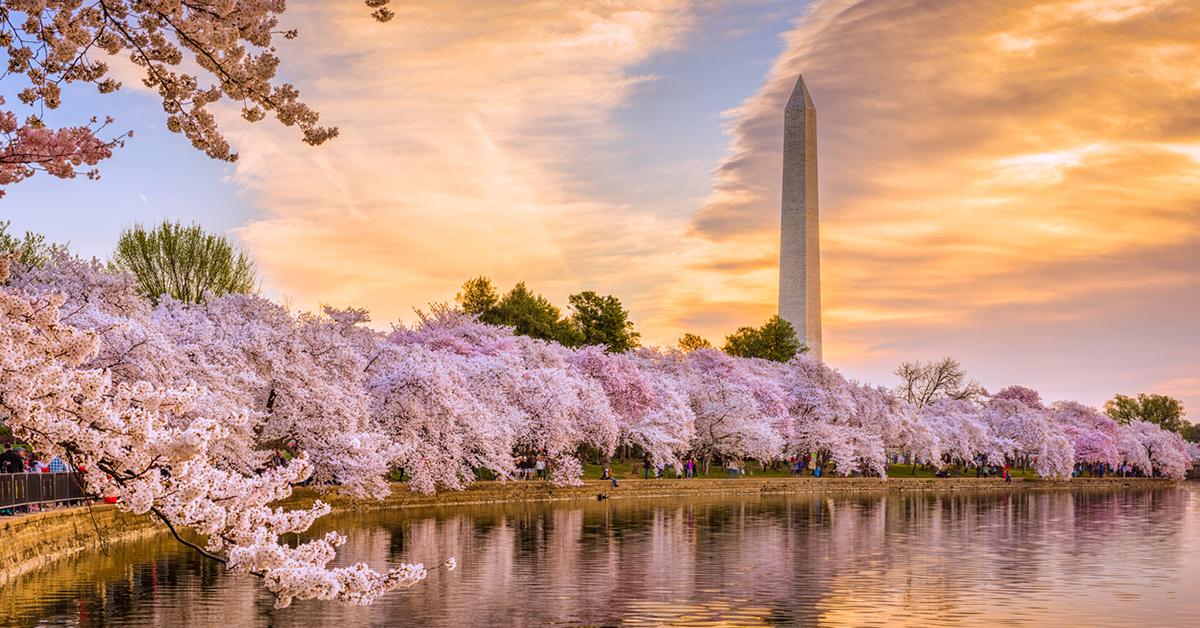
[3,486,1196,627]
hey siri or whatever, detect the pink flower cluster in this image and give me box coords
[0,97,123,196]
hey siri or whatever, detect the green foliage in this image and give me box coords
[493,282,580,346]
[1104,393,1186,432]
[678,333,713,352]
[1180,421,1200,443]
[0,221,68,267]
[455,277,641,351]
[567,290,639,353]
[722,315,805,362]
[112,220,257,304]
[456,276,502,324]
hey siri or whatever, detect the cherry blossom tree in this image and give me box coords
[677,349,785,471]
[0,1,395,195]
[370,344,517,493]
[984,387,1074,478]
[0,254,446,608]
[850,382,937,470]
[778,357,889,476]
[1118,420,1191,480]
[992,385,1044,408]
[11,253,395,498]
[919,398,1001,467]
[1051,400,1120,468]
[792,421,887,477]
[392,308,621,486]
[572,347,694,466]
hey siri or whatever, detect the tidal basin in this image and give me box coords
[4,484,1197,627]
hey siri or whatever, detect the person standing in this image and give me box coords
[32,454,49,473]
[535,454,547,480]
[0,444,21,473]
[48,455,68,473]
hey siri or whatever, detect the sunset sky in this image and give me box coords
[3,0,1198,412]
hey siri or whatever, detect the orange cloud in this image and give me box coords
[692,0,1200,401]
[225,0,697,322]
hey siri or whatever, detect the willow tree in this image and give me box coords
[112,221,256,304]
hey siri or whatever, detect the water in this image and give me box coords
[3,485,1198,627]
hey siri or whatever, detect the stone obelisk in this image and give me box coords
[778,74,822,359]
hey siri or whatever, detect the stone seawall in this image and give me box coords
[280,476,1178,513]
[0,505,159,586]
[0,477,1177,587]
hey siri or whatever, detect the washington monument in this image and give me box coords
[778,74,822,359]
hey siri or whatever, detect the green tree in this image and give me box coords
[1180,421,1200,443]
[112,221,257,304]
[494,282,581,346]
[456,276,502,324]
[567,291,639,353]
[0,221,68,267]
[678,333,713,352]
[1104,393,1186,432]
[722,315,805,362]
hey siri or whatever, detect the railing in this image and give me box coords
[0,472,89,510]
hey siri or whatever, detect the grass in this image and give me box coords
[581,461,1047,480]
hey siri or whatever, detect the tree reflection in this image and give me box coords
[3,487,1194,627]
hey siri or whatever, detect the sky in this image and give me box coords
[2,0,1198,412]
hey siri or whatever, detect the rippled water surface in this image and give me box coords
[4,485,1199,627]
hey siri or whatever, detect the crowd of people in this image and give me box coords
[589,452,1167,483]
[0,443,71,474]
[514,454,549,480]
[0,442,81,516]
